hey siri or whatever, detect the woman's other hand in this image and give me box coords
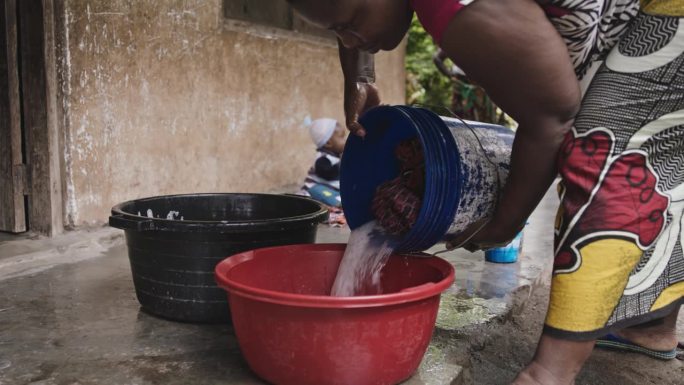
[445,218,519,252]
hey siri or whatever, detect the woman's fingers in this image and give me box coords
[344,82,380,137]
[361,83,381,113]
[346,120,367,137]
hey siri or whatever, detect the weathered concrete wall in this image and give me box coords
[58,0,405,226]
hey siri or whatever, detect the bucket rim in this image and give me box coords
[341,105,462,252]
[394,106,462,251]
[109,193,329,232]
[214,243,455,309]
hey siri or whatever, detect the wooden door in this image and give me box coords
[0,0,26,233]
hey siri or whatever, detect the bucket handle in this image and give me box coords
[109,214,156,231]
[411,103,503,174]
[430,218,492,256]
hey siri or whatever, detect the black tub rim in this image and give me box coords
[109,193,329,233]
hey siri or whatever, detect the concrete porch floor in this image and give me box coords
[0,191,557,385]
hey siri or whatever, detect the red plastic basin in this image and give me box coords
[214,243,455,385]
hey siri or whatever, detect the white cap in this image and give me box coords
[306,118,337,148]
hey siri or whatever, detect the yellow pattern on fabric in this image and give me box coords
[640,0,684,16]
[546,239,642,332]
[650,281,684,311]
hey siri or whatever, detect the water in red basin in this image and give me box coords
[214,243,455,385]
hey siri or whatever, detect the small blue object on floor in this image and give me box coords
[485,231,523,264]
[307,184,341,207]
[596,333,678,360]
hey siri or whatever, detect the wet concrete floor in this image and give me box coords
[0,191,557,385]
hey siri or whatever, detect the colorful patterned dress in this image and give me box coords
[548,1,684,339]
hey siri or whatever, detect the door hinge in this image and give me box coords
[12,164,28,194]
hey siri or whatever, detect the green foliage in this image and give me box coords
[404,17,515,128]
[405,16,453,108]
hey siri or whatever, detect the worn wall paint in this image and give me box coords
[58,0,406,226]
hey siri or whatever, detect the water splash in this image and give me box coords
[331,221,400,297]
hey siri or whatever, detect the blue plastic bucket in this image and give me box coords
[340,106,514,252]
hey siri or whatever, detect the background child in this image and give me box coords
[299,118,346,210]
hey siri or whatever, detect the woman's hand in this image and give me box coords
[344,81,381,137]
[338,39,379,137]
[445,218,519,252]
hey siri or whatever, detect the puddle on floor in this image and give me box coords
[436,293,507,331]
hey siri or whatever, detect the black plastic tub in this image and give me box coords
[109,193,328,323]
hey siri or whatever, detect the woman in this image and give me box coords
[287,0,684,383]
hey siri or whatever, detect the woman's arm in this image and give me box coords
[338,39,381,137]
[441,0,580,245]
[338,38,376,83]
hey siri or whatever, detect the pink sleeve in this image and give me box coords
[410,0,466,44]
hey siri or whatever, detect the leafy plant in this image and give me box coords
[405,16,453,109]
[405,16,515,128]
